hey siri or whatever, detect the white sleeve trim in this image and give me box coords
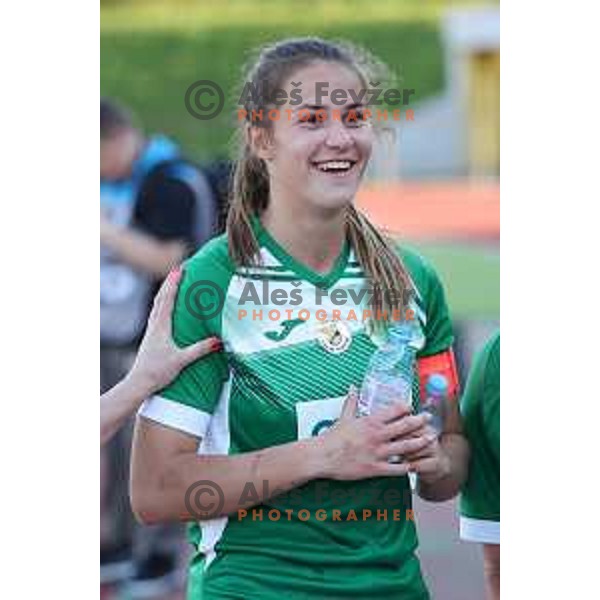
[460,516,500,544]
[138,395,212,439]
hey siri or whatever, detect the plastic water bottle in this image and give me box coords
[359,329,412,465]
[358,323,423,474]
[420,373,448,435]
[358,323,418,417]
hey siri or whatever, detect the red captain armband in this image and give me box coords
[417,348,460,401]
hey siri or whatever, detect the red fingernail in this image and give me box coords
[168,266,182,281]
[210,338,222,351]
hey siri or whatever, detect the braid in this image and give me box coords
[345,205,413,331]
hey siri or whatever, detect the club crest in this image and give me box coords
[316,320,352,354]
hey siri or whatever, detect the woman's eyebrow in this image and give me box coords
[294,102,365,112]
[342,103,365,111]
[294,103,325,112]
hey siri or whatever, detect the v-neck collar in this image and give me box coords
[251,214,351,290]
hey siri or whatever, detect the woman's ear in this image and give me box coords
[248,126,275,161]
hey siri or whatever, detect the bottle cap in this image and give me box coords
[426,373,448,397]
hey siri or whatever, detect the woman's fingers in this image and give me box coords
[373,460,412,478]
[377,433,436,461]
[404,447,436,462]
[340,384,359,420]
[406,457,440,475]
[376,402,412,424]
[156,266,182,328]
[147,266,180,327]
[381,413,431,442]
[147,283,166,327]
[178,337,222,366]
[326,394,441,481]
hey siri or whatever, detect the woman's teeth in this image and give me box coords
[313,160,356,173]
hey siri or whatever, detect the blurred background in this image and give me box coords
[101,0,499,598]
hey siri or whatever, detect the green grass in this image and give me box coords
[411,242,499,319]
[101,1,445,160]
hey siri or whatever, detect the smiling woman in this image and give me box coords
[131,37,468,600]
[228,40,411,291]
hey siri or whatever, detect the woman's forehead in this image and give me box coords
[280,62,364,105]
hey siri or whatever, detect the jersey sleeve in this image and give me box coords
[459,331,501,544]
[138,236,232,438]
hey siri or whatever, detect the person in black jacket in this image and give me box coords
[100,99,197,284]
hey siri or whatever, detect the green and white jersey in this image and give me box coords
[459,331,500,545]
[140,216,454,599]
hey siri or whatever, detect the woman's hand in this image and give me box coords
[402,427,452,484]
[101,266,221,446]
[317,386,436,480]
[125,266,221,397]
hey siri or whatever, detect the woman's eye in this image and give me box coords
[301,113,321,126]
[298,111,327,127]
[344,111,365,126]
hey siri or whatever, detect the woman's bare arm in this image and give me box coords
[130,389,430,524]
[130,417,326,523]
[482,543,500,600]
[101,377,151,446]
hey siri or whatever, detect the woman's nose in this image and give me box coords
[324,122,353,149]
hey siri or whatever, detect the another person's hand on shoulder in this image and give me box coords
[100,267,221,446]
[128,266,221,393]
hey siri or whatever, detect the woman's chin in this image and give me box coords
[307,197,355,218]
[309,184,361,211]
